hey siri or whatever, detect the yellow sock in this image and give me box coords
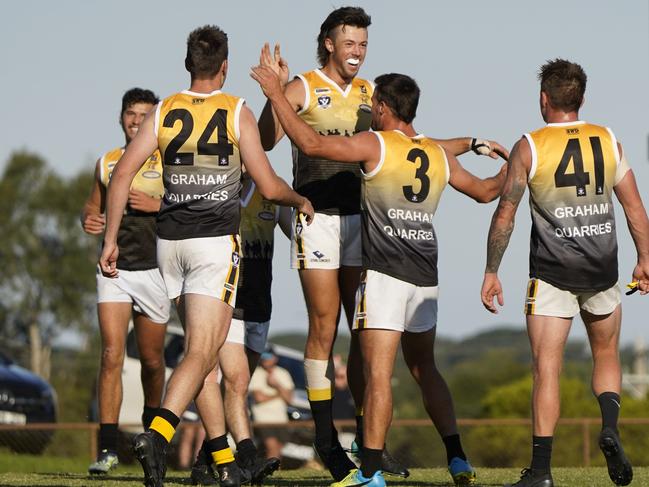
[149,416,175,443]
[212,447,235,465]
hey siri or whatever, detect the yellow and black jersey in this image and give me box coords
[155,89,244,240]
[525,121,623,292]
[361,130,449,286]
[233,180,278,323]
[293,69,373,215]
[99,147,163,270]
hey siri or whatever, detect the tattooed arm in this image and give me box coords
[481,137,531,313]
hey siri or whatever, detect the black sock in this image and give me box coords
[597,392,621,432]
[442,433,466,464]
[355,415,363,443]
[141,406,157,429]
[98,423,119,453]
[310,399,335,448]
[237,438,258,464]
[530,436,553,473]
[360,447,382,478]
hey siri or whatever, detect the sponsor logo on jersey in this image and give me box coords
[317,96,331,109]
[232,252,240,267]
[142,170,161,179]
[314,87,330,94]
[219,156,229,166]
[295,221,303,235]
[566,128,579,135]
[192,98,205,105]
[359,104,371,113]
[258,210,275,221]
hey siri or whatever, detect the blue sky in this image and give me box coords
[3,1,648,344]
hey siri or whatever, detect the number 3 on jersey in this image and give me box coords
[163,108,234,166]
[403,148,430,203]
[554,136,605,197]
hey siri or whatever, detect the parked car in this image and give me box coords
[0,350,57,454]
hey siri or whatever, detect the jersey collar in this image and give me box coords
[314,69,353,97]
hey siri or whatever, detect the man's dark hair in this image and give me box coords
[316,7,371,66]
[185,25,228,78]
[374,73,420,124]
[121,88,159,116]
[538,59,587,112]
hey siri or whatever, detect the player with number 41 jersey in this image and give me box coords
[525,122,628,292]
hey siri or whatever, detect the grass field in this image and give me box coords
[0,467,646,486]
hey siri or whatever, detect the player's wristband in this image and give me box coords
[471,138,491,156]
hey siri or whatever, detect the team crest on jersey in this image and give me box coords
[317,96,332,109]
[314,87,330,94]
[360,85,367,94]
[219,156,229,166]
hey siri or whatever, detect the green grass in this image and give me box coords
[0,467,647,486]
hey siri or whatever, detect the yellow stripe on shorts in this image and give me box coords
[150,416,175,443]
[221,235,241,305]
[525,278,538,315]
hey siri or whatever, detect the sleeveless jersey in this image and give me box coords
[233,180,278,322]
[525,121,620,292]
[293,69,373,215]
[99,147,163,270]
[155,89,243,240]
[361,130,449,286]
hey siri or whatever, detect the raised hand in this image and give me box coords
[250,65,284,99]
[260,43,289,87]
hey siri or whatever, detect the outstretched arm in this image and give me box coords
[256,43,303,150]
[447,149,507,203]
[614,146,649,294]
[251,64,379,169]
[481,138,530,313]
[99,111,158,277]
[432,137,509,160]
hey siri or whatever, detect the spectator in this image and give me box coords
[249,349,294,459]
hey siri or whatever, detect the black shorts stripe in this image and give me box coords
[222,235,241,305]
[525,278,538,315]
[295,212,306,270]
[355,270,367,329]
